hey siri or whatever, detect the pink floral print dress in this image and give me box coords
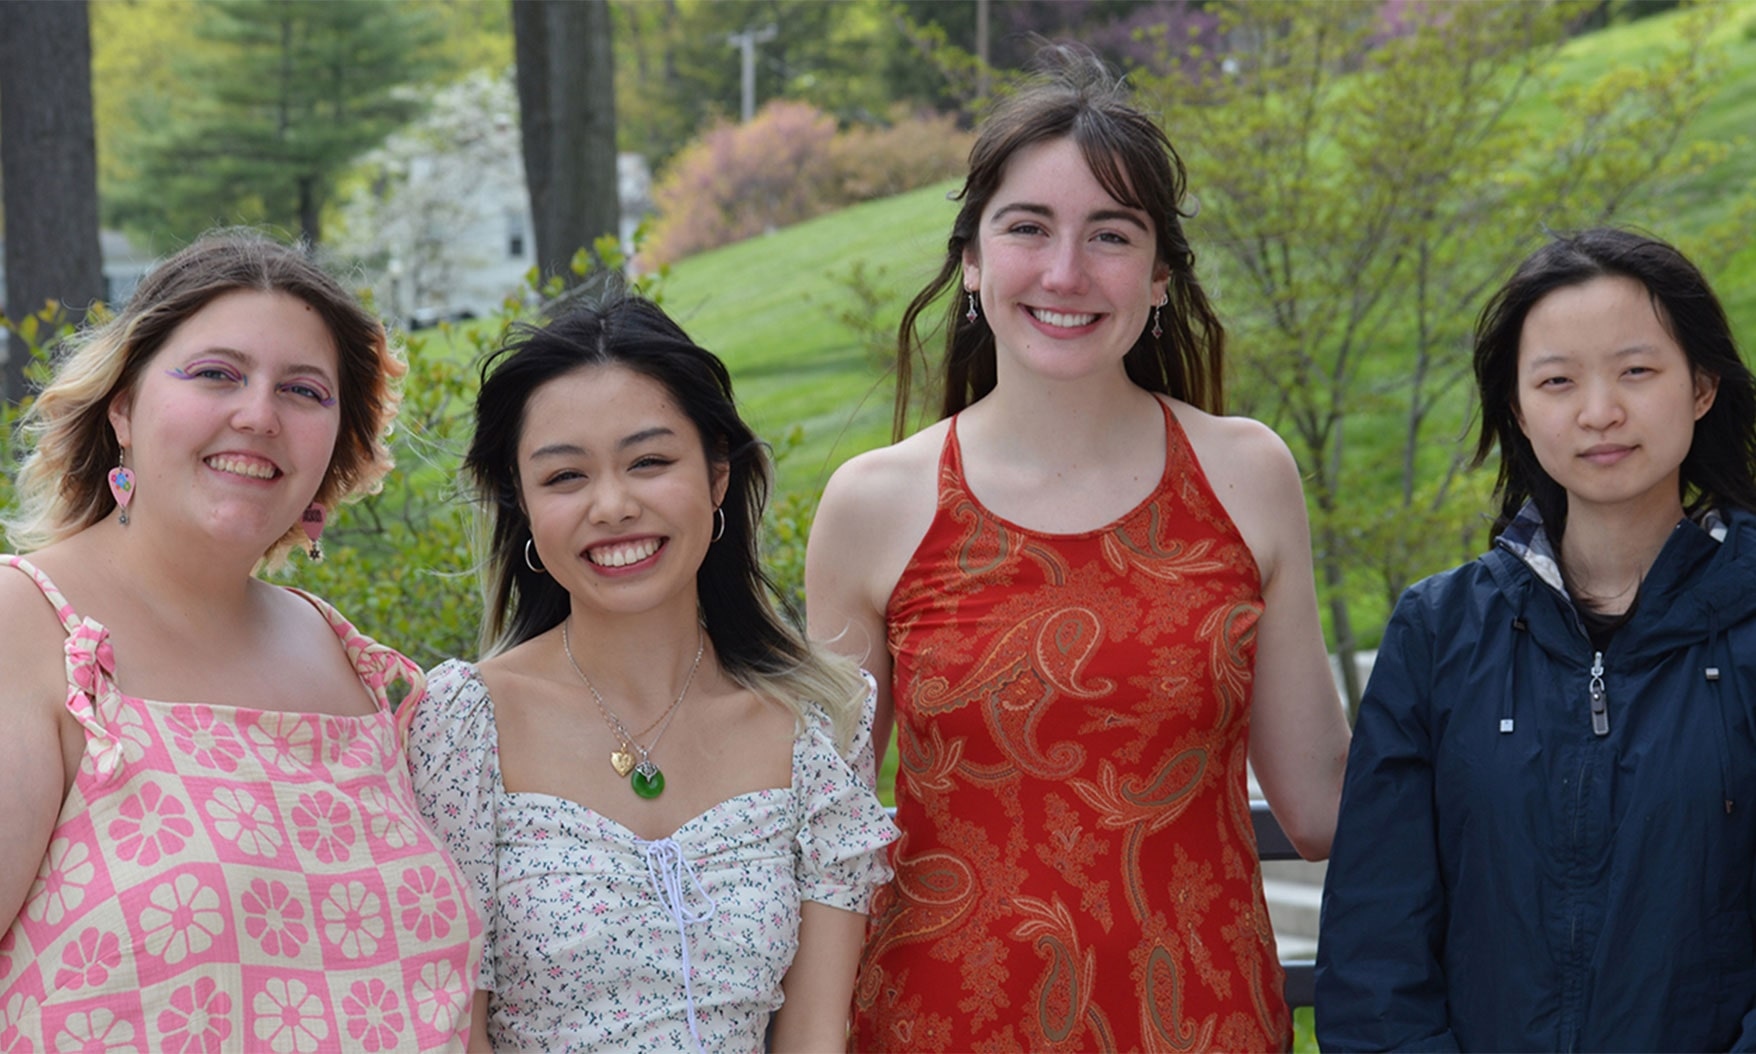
[0,555,482,1053]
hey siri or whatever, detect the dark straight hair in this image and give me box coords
[464,287,829,692]
[1471,227,1756,540]
[892,43,1225,440]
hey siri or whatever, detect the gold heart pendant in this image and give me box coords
[610,749,636,778]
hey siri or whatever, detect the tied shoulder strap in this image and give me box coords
[1,555,131,785]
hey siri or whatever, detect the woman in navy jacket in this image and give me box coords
[1316,228,1756,1052]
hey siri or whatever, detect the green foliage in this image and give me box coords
[273,316,492,667]
[1125,1,1748,702]
[613,0,914,168]
[761,425,813,615]
[0,309,69,517]
[108,0,443,246]
[806,259,906,374]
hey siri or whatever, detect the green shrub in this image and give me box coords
[645,101,839,266]
[644,103,972,266]
[826,109,972,203]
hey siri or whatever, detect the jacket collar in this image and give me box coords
[1494,500,1729,600]
[1487,501,1756,661]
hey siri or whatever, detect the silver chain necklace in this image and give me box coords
[561,620,704,800]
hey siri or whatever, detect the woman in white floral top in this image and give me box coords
[403,289,897,1053]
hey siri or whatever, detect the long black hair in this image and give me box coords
[465,287,865,737]
[1472,227,1756,539]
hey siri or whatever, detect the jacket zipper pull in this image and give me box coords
[1589,651,1609,736]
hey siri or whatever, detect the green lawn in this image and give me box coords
[658,184,956,500]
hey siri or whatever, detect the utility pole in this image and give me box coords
[726,23,776,122]
[975,0,990,101]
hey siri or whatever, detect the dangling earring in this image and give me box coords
[300,503,327,560]
[965,291,979,324]
[523,537,547,574]
[711,506,726,543]
[109,450,136,526]
[1151,294,1167,340]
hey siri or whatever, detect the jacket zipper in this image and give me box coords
[1588,651,1608,736]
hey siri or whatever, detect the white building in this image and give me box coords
[335,70,651,329]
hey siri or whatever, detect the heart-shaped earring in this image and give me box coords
[109,453,136,526]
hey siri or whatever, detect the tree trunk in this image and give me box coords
[513,0,618,286]
[1320,521,1363,720]
[0,0,104,404]
[299,174,321,248]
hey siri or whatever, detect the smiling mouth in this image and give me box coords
[588,538,662,567]
[205,454,280,480]
[1028,307,1099,328]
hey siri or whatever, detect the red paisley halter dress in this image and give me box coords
[851,398,1290,1052]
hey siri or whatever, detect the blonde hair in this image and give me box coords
[4,230,404,565]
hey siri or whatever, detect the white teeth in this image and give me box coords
[589,538,661,567]
[1031,308,1098,328]
[206,455,277,479]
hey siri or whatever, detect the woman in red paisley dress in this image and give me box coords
[806,47,1351,1052]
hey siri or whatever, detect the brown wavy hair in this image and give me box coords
[892,43,1225,439]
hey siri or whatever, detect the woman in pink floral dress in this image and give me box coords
[0,231,482,1052]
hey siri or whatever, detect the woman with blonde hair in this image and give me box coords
[0,231,480,1052]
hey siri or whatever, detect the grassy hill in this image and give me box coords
[656,183,957,500]
[660,4,1756,650]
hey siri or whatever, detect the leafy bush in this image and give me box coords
[645,101,839,266]
[285,331,483,669]
[825,109,971,203]
[644,103,972,265]
[0,306,67,518]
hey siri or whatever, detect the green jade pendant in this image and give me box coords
[632,759,665,799]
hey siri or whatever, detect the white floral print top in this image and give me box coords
[405,659,897,1054]
[0,555,483,1054]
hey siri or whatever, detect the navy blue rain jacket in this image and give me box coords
[1316,506,1756,1052]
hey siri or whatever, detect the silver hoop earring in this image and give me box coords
[523,537,547,574]
[711,506,726,543]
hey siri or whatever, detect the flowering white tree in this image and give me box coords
[333,70,529,325]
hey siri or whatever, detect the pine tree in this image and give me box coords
[113,0,440,248]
